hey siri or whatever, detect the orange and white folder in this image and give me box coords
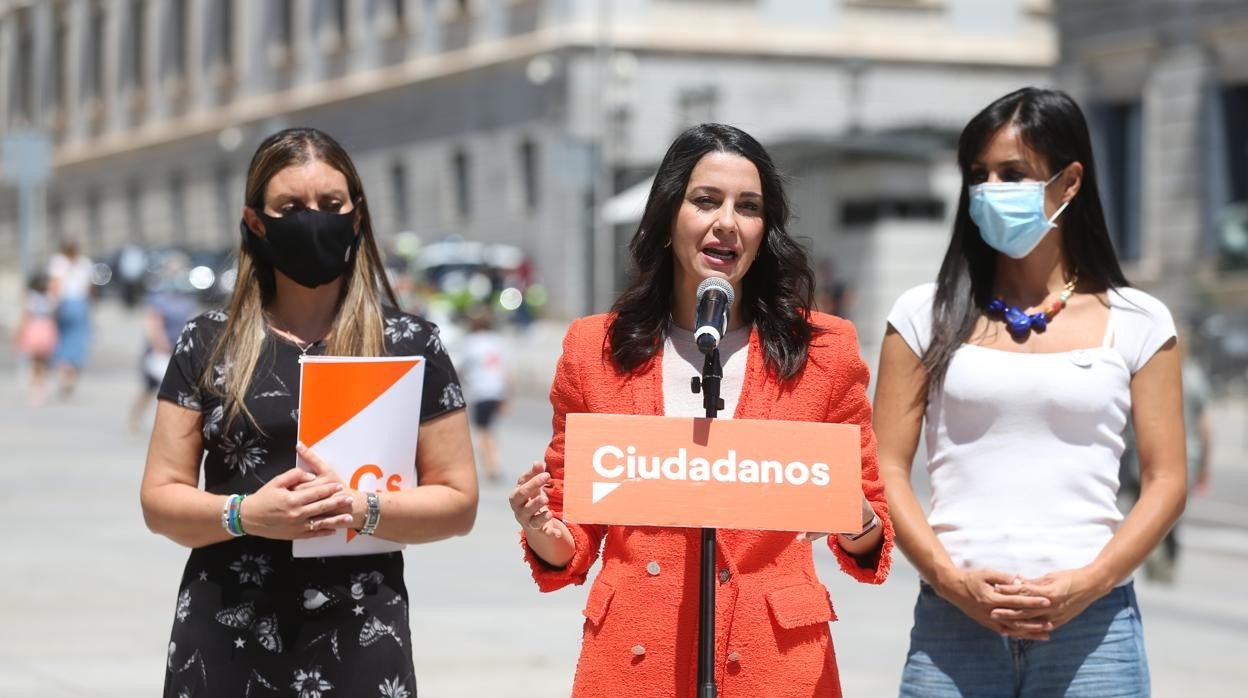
[292,355,426,558]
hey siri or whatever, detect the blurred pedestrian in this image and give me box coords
[47,238,94,398]
[875,87,1185,696]
[128,265,199,434]
[115,241,148,308]
[814,257,854,319]
[509,124,891,696]
[139,127,477,698]
[14,272,58,406]
[460,308,508,483]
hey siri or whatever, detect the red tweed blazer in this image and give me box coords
[520,312,893,697]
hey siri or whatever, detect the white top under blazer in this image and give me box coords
[888,283,1176,581]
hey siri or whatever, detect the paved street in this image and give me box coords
[2,301,1247,696]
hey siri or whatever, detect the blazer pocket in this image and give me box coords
[765,582,837,630]
[582,579,616,627]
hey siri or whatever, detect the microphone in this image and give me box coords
[693,277,734,355]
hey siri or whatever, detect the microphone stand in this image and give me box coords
[690,347,723,698]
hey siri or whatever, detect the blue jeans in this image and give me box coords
[899,582,1150,697]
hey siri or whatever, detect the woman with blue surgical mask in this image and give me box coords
[874,88,1186,697]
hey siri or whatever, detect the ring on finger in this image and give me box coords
[307,518,317,532]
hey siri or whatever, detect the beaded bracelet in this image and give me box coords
[221,494,248,537]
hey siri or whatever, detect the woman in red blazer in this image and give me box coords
[508,124,893,697]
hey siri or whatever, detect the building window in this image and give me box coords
[452,149,471,218]
[328,0,349,46]
[506,0,540,35]
[12,9,33,124]
[129,0,147,89]
[1096,100,1143,262]
[170,171,187,243]
[50,7,68,111]
[88,1,105,100]
[169,0,187,76]
[86,188,102,252]
[216,0,235,68]
[275,0,294,45]
[844,0,943,9]
[840,198,945,226]
[677,86,719,129]
[215,164,234,242]
[390,160,409,228]
[519,139,539,212]
[14,11,32,122]
[48,193,63,244]
[1224,84,1248,206]
[127,179,145,243]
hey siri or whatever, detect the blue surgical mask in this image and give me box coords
[968,168,1070,259]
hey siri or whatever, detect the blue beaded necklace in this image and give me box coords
[986,278,1077,339]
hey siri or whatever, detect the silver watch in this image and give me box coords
[359,492,381,536]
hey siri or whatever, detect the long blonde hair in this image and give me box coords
[204,128,398,429]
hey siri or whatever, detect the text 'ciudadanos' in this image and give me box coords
[564,414,863,533]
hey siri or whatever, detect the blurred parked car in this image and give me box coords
[91,244,236,307]
[410,238,544,327]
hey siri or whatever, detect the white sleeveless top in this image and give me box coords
[888,283,1175,580]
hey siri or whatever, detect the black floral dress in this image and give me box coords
[157,306,465,698]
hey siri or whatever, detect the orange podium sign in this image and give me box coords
[564,414,862,533]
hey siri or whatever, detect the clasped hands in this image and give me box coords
[237,442,361,540]
[938,567,1104,641]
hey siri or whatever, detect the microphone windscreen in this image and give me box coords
[696,276,734,305]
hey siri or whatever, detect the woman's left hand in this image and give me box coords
[294,441,363,530]
[796,496,875,543]
[991,568,1106,632]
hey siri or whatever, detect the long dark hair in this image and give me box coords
[608,123,815,380]
[923,87,1128,396]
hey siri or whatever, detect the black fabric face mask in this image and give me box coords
[242,207,361,289]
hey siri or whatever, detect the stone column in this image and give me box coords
[1140,43,1211,316]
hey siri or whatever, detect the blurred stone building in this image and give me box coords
[0,0,1055,322]
[1055,0,1248,323]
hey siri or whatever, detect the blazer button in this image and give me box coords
[631,644,646,656]
[727,651,741,663]
[646,561,661,576]
[718,568,731,584]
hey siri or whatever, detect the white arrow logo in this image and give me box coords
[592,482,621,504]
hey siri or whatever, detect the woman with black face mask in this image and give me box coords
[140,127,478,698]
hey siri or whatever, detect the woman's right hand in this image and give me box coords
[936,567,1054,640]
[509,461,567,540]
[509,461,576,569]
[239,467,355,540]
